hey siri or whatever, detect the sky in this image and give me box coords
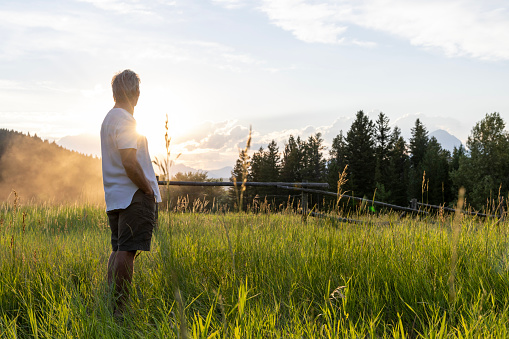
[1,0,508,171]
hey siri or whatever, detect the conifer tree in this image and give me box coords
[248,141,281,205]
[280,135,303,183]
[345,110,375,197]
[264,140,281,183]
[374,112,393,201]
[409,119,429,169]
[408,119,429,200]
[328,130,347,193]
[229,149,251,210]
[387,127,409,206]
[301,132,326,182]
[249,147,264,183]
[421,137,451,205]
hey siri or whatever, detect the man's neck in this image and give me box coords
[114,102,134,115]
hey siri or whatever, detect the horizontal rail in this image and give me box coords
[282,185,502,219]
[158,181,329,188]
[278,185,429,215]
[156,180,502,220]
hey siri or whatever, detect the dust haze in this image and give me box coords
[0,130,104,205]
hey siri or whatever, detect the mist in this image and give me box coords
[0,130,104,205]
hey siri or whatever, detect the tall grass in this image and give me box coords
[2,198,509,337]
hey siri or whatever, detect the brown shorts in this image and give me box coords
[107,189,156,252]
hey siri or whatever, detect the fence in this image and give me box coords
[157,180,505,223]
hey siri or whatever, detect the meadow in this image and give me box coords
[1,198,509,338]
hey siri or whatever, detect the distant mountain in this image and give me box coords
[207,166,233,179]
[429,129,463,152]
[57,133,101,157]
[0,129,103,203]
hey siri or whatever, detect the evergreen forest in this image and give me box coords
[230,112,509,212]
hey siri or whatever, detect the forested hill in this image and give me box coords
[0,129,103,204]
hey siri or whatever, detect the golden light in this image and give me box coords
[136,110,195,140]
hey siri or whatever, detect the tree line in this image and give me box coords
[230,111,509,211]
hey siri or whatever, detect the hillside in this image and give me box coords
[0,129,103,204]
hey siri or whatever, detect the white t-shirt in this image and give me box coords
[100,108,161,211]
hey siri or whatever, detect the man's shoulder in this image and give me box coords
[103,108,136,127]
[107,108,134,120]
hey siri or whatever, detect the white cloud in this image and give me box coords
[0,10,116,59]
[260,0,349,44]
[257,0,509,60]
[354,0,509,60]
[77,0,154,15]
[0,7,265,71]
[212,0,247,9]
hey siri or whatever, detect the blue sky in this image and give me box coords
[1,0,508,170]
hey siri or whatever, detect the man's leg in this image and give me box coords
[108,250,137,315]
[107,251,116,286]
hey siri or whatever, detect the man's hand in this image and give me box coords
[119,148,153,195]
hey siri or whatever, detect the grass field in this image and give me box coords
[1,200,509,338]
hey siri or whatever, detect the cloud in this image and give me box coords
[177,121,251,151]
[77,0,154,15]
[257,0,509,60]
[354,0,509,61]
[56,113,470,171]
[172,119,352,170]
[0,9,117,59]
[212,0,247,9]
[259,0,349,44]
[0,4,267,73]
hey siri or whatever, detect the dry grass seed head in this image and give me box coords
[330,286,346,300]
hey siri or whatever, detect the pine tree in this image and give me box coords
[387,127,409,206]
[301,132,326,182]
[328,130,347,193]
[408,119,429,200]
[248,141,281,206]
[409,119,429,169]
[421,137,451,205]
[249,147,264,182]
[374,112,393,201]
[280,135,303,183]
[229,149,250,210]
[345,110,375,197]
[263,140,281,183]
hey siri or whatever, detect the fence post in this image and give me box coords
[410,199,417,212]
[302,181,308,223]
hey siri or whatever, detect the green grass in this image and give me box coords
[1,202,509,338]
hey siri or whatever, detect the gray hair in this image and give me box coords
[111,69,140,103]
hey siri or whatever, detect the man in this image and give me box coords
[100,69,161,316]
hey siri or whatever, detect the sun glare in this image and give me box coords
[135,103,198,164]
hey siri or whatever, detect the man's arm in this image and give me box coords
[119,148,154,196]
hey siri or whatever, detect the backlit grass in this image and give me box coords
[1,201,509,338]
